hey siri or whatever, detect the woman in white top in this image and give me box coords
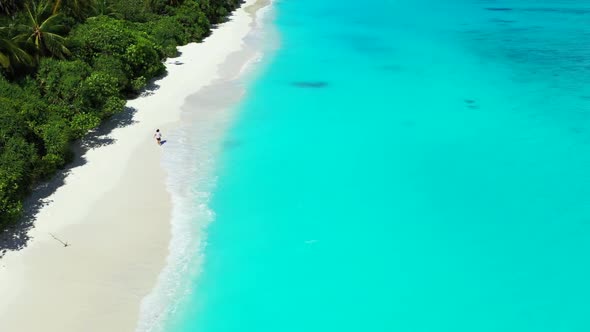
[154,129,162,145]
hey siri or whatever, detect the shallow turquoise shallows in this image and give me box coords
[166,0,590,331]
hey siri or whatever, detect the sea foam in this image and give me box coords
[136,122,217,332]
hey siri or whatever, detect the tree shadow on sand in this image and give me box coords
[0,106,138,258]
[137,71,168,98]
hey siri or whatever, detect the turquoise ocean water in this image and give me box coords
[162,0,590,331]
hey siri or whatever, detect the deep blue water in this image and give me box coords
[164,0,590,331]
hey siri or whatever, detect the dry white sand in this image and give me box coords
[0,1,268,331]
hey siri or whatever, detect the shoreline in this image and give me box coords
[137,1,276,330]
[0,0,270,331]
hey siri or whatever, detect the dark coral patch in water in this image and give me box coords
[291,81,329,88]
[490,18,516,24]
[486,8,513,11]
[464,99,480,109]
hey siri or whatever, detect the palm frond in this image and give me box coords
[9,41,34,66]
[39,13,63,31]
[24,4,37,26]
[42,32,70,58]
[0,52,10,69]
[52,0,97,19]
[52,0,63,14]
[0,0,20,16]
[0,37,33,69]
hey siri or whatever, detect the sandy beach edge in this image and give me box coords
[0,1,270,331]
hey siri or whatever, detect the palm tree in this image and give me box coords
[94,0,120,18]
[51,0,96,19]
[16,1,70,60]
[0,27,33,71]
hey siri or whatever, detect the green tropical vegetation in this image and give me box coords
[0,0,243,228]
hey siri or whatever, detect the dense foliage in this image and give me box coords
[0,0,243,227]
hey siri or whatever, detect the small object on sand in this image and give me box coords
[49,233,70,247]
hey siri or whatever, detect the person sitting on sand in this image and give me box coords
[154,129,162,145]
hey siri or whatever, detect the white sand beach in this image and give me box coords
[0,0,269,331]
